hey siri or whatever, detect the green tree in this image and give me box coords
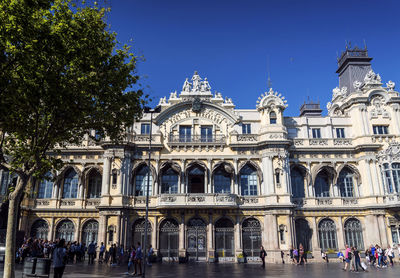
[0,1,144,277]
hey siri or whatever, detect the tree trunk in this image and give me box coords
[3,178,26,278]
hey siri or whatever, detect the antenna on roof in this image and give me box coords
[363,39,367,50]
[267,55,272,90]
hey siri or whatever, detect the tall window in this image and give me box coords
[391,226,400,244]
[133,219,152,248]
[373,125,389,135]
[87,170,102,198]
[62,169,79,199]
[38,172,53,199]
[291,168,305,198]
[318,219,337,251]
[179,126,191,142]
[383,163,400,193]
[201,126,213,142]
[312,128,321,138]
[141,123,150,135]
[242,124,251,134]
[30,219,49,239]
[315,171,330,197]
[135,165,152,196]
[344,218,364,250]
[269,111,277,124]
[159,219,179,258]
[82,220,98,245]
[56,220,75,242]
[240,164,258,196]
[161,167,179,194]
[213,166,231,194]
[215,218,234,257]
[336,128,345,138]
[338,168,354,197]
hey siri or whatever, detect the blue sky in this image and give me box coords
[106,0,400,116]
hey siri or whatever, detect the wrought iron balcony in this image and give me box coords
[168,134,226,145]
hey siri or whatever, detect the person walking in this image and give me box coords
[260,246,267,268]
[343,244,351,271]
[98,242,105,264]
[53,239,67,278]
[147,245,154,266]
[125,246,136,275]
[353,247,364,272]
[298,243,306,265]
[386,245,394,267]
[87,241,96,265]
[134,242,143,276]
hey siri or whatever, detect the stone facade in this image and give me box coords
[1,47,400,263]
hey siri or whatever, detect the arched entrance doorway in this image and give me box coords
[242,218,262,258]
[132,219,152,248]
[81,220,99,245]
[187,165,205,193]
[30,219,49,240]
[187,217,207,260]
[159,218,179,260]
[215,218,234,261]
[295,218,312,252]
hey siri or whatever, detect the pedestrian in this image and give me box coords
[281,250,285,264]
[343,244,351,271]
[109,244,115,266]
[148,244,154,266]
[99,242,105,264]
[386,245,394,266]
[353,247,364,271]
[134,242,143,276]
[87,241,96,265]
[125,246,136,275]
[293,247,299,264]
[260,246,267,268]
[298,243,306,265]
[321,250,329,263]
[53,239,67,278]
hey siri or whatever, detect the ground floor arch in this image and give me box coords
[159,218,179,259]
[187,217,207,260]
[295,218,312,252]
[132,218,152,248]
[215,217,235,259]
[242,218,262,258]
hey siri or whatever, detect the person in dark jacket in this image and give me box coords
[260,246,267,268]
[53,239,66,278]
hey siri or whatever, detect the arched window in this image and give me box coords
[215,218,234,257]
[242,218,262,257]
[338,168,354,197]
[188,165,205,194]
[269,111,277,124]
[291,168,305,198]
[392,163,400,193]
[38,172,53,199]
[132,219,152,248]
[134,165,152,196]
[318,219,337,251]
[315,170,330,197]
[161,167,179,194]
[240,164,258,196]
[344,218,364,249]
[87,170,102,198]
[295,218,312,251]
[82,220,99,245]
[56,220,75,242]
[30,219,49,239]
[213,165,232,194]
[62,169,79,199]
[159,218,179,259]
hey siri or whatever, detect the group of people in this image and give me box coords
[289,243,308,265]
[17,237,98,265]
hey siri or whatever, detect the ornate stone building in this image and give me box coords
[1,46,400,262]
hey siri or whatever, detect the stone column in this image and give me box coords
[98,214,107,246]
[207,214,214,258]
[311,217,319,252]
[120,154,131,195]
[179,214,185,257]
[151,216,158,253]
[378,215,388,247]
[233,159,239,195]
[207,159,212,193]
[101,154,112,196]
[286,215,293,248]
[264,214,279,250]
[234,214,242,255]
[49,218,55,241]
[74,218,81,242]
[180,159,186,194]
[358,106,366,136]
[116,215,121,244]
[337,217,345,250]
[371,160,383,195]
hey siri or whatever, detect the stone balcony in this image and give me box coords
[34,198,101,209]
[291,196,396,209]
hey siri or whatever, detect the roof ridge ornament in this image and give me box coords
[256,87,288,110]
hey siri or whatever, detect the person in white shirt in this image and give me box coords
[387,245,394,266]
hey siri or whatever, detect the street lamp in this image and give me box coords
[142,105,161,278]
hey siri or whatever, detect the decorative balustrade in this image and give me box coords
[168,135,226,144]
[236,134,258,142]
[35,200,50,206]
[333,138,352,146]
[60,200,76,206]
[86,199,100,207]
[309,139,328,146]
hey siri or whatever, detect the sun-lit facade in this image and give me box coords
[2,46,400,262]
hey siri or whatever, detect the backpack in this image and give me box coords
[348,252,352,260]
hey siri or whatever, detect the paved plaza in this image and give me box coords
[2,262,400,278]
